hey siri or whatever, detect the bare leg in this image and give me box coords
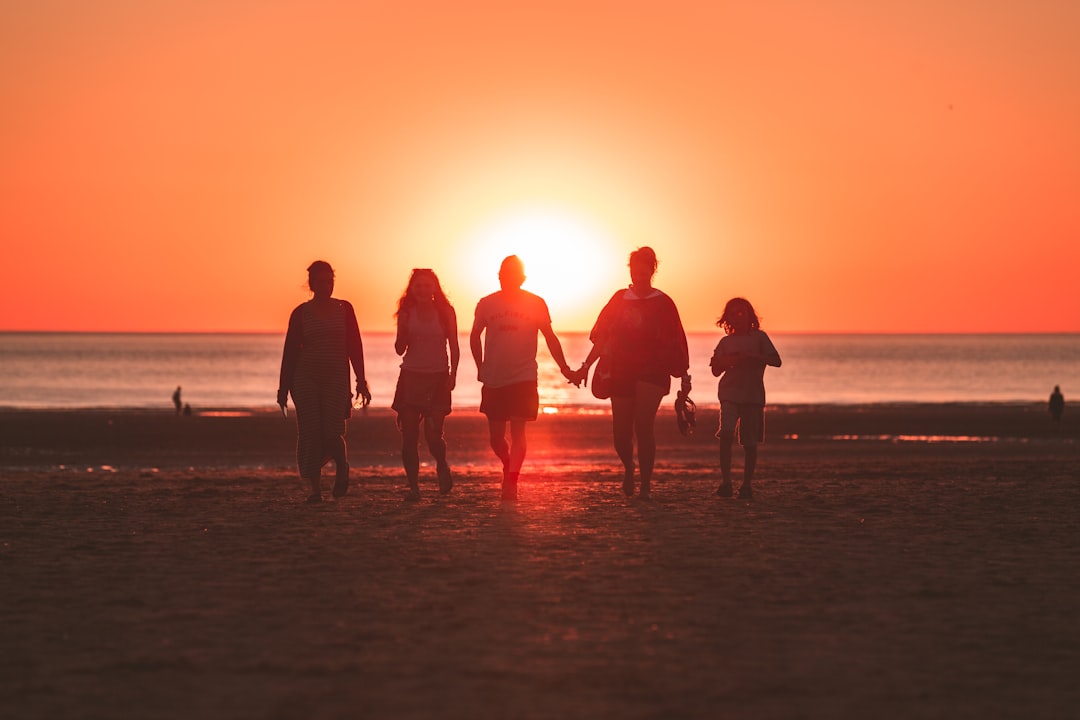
[488,419,510,471]
[633,382,664,498]
[400,410,421,498]
[742,444,758,496]
[717,430,735,497]
[425,415,448,466]
[610,396,636,495]
[425,415,452,494]
[508,418,527,474]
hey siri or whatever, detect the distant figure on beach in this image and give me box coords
[1049,385,1064,422]
[278,261,371,503]
[182,403,192,416]
[470,255,577,501]
[575,247,690,499]
[710,297,781,500]
[393,269,460,501]
[172,386,182,415]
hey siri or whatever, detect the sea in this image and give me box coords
[0,332,1076,411]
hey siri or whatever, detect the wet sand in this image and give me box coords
[1,405,1078,719]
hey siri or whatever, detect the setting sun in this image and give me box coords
[459,207,623,327]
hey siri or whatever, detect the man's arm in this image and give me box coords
[469,316,485,382]
[540,323,576,383]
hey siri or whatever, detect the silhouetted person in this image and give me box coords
[182,403,192,416]
[1049,385,1064,422]
[470,255,577,501]
[710,298,781,500]
[392,269,460,501]
[278,261,371,503]
[172,386,182,415]
[575,247,690,499]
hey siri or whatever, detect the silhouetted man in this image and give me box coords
[470,255,577,500]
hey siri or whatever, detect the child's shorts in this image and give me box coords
[718,402,765,446]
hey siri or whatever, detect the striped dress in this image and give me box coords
[279,299,365,480]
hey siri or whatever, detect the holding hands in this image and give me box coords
[561,363,586,388]
[355,379,372,408]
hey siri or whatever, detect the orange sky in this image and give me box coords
[3,1,1078,333]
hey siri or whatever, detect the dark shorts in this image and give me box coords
[718,402,765,446]
[610,372,670,399]
[391,369,452,417]
[480,381,539,422]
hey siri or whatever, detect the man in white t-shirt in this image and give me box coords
[470,255,577,500]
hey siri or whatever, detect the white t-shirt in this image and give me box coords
[473,289,551,388]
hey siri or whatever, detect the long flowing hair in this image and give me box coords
[396,268,454,332]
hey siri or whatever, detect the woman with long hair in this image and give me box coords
[575,247,690,499]
[278,261,370,503]
[392,268,460,500]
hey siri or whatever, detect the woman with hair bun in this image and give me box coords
[575,247,690,499]
[278,261,370,503]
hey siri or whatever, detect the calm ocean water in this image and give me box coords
[0,332,1076,410]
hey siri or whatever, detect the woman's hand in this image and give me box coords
[355,379,372,408]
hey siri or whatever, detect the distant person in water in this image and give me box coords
[470,255,578,501]
[1049,385,1064,423]
[575,246,690,500]
[183,403,192,417]
[710,297,781,500]
[172,386,182,415]
[392,268,460,501]
[278,261,371,503]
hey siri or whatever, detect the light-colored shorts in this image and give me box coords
[718,402,765,446]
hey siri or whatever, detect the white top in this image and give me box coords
[400,310,449,373]
[473,289,552,388]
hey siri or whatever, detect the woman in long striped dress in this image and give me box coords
[278,261,371,503]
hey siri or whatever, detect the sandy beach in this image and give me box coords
[1,404,1078,719]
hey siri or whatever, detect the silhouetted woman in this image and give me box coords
[392,268,460,500]
[576,247,690,499]
[278,261,370,503]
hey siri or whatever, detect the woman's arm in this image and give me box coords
[394,308,409,356]
[447,307,460,391]
[277,306,303,406]
[343,302,370,405]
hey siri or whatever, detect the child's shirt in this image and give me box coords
[712,329,781,404]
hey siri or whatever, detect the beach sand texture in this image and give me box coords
[2,406,1078,719]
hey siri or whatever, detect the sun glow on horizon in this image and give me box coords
[460,207,623,328]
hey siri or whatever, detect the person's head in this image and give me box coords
[498,255,526,290]
[628,246,658,288]
[396,268,452,316]
[717,297,760,335]
[307,260,335,298]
